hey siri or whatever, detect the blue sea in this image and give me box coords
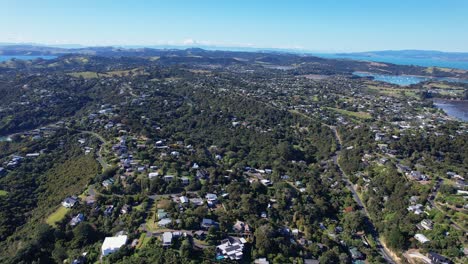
[433,99,468,122]
[0,136,12,142]
[0,55,57,62]
[314,53,468,70]
[353,72,468,86]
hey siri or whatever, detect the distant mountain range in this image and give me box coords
[1,43,468,66]
[336,50,468,62]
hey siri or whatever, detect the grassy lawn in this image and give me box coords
[46,206,70,226]
[0,190,8,196]
[136,233,152,249]
[366,85,418,98]
[325,107,372,120]
[67,71,100,79]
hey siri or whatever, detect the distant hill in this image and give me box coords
[336,50,468,62]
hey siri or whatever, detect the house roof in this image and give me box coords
[102,235,127,252]
[162,232,173,244]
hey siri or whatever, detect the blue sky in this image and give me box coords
[1,0,467,52]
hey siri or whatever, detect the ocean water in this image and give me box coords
[0,55,57,62]
[353,72,468,86]
[313,53,468,70]
[0,136,12,142]
[433,99,468,122]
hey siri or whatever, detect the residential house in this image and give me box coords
[233,220,251,234]
[102,178,115,188]
[162,232,173,246]
[254,258,270,264]
[428,252,452,264]
[190,198,204,206]
[158,218,172,227]
[414,234,430,244]
[420,219,434,230]
[148,172,159,179]
[179,196,189,204]
[104,205,114,216]
[70,213,84,226]
[181,177,190,185]
[120,204,130,215]
[101,235,128,256]
[216,237,246,260]
[407,204,424,215]
[349,247,364,260]
[201,218,219,229]
[163,175,174,182]
[206,193,218,207]
[196,169,209,179]
[157,209,168,220]
[62,196,78,208]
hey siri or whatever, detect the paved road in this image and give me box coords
[77,130,110,170]
[328,126,396,264]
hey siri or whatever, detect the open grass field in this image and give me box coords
[67,71,100,79]
[0,190,8,196]
[366,85,418,98]
[46,206,70,226]
[68,68,147,79]
[325,107,372,119]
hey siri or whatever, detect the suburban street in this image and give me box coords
[328,126,397,264]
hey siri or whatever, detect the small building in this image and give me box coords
[420,219,434,230]
[162,232,173,246]
[102,178,115,188]
[180,196,189,204]
[163,175,174,182]
[349,247,364,260]
[201,218,219,229]
[157,209,168,220]
[407,204,424,215]
[104,205,114,216]
[70,213,84,226]
[216,237,246,260]
[233,220,251,233]
[254,258,270,264]
[101,235,128,256]
[181,177,190,185]
[158,218,172,227]
[414,233,430,244]
[148,172,159,179]
[196,169,209,179]
[206,193,218,202]
[120,204,130,215]
[428,252,452,264]
[62,196,78,208]
[190,198,204,206]
[0,167,6,176]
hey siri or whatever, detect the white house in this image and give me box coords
[101,235,128,256]
[216,237,246,260]
[148,172,159,179]
[180,196,189,204]
[62,196,78,208]
[414,234,430,244]
[162,232,173,246]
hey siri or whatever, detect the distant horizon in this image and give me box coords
[1,1,468,52]
[1,42,468,55]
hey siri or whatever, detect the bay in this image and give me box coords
[353,72,468,86]
[313,53,468,70]
[433,99,468,122]
[0,55,57,62]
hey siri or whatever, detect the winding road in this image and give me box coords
[328,125,397,264]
